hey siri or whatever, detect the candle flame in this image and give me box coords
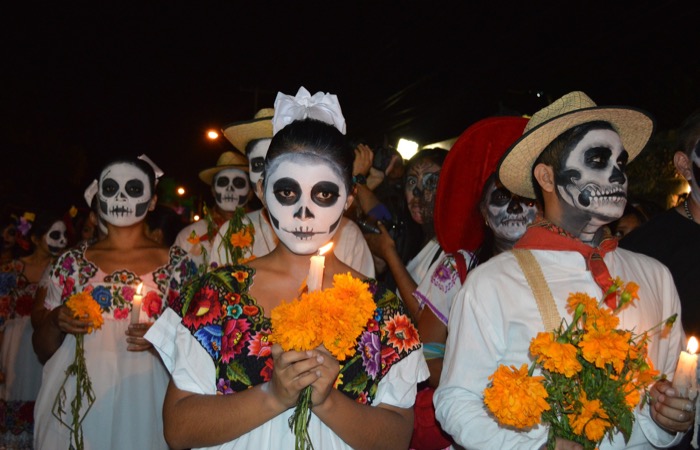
[318,242,333,256]
[688,336,698,354]
[136,282,143,295]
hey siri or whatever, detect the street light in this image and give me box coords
[206,130,219,140]
[176,187,186,196]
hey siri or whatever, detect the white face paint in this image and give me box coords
[555,129,628,226]
[248,139,272,190]
[264,154,347,254]
[212,168,250,212]
[98,162,152,227]
[45,220,67,255]
[484,180,538,242]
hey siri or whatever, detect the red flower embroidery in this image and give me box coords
[221,318,251,363]
[15,294,34,316]
[247,329,272,357]
[143,291,163,318]
[385,314,420,353]
[183,286,221,328]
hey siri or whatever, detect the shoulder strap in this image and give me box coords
[454,250,469,284]
[511,249,561,331]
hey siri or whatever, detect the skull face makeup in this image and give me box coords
[264,154,348,255]
[555,129,628,226]
[247,139,272,189]
[45,220,67,256]
[405,160,440,225]
[484,180,538,242]
[98,162,153,227]
[212,168,250,212]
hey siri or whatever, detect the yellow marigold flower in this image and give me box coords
[484,364,550,429]
[579,330,631,373]
[66,291,104,333]
[530,332,582,377]
[567,292,598,316]
[230,229,253,248]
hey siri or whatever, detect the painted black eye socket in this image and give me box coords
[102,178,119,197]
[584,147,612,169]
[616,150,629,170]
[251,157,265,173]
[215,176,230,187]
[311,181,340,207]
[232,177,247,189]
[125,179,145,197]
[49,230,61,240]
[490,188,512,207]
[273,178,301,206]
[422,172,440,191]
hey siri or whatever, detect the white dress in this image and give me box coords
[33,243,196,450]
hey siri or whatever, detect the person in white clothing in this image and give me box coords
[434,91,694,450]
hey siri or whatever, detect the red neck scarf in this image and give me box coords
[514,220,619,308]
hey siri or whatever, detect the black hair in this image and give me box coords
[145,204,185,247]
[531,121,615,205]
[265,118,354,192]
[405,148,448,173]
[676,108,700,157]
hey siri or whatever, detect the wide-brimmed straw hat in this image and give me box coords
[434,116,528,254]
[198,151,249,185]
[222,108,275,154]
[498,91,654,199]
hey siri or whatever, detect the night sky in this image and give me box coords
[3,1,700,213]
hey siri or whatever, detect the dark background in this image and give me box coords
[2,1,699,214]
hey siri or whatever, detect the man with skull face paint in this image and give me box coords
[174,151,254,271]
[0,210,67,448]
[146,88,428,450]
[435,92,692,450]
[222,107,375,277]
[32,156,196,450]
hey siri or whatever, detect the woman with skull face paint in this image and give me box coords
[146,88,428,450]
[0,210,67,449]
[32,156,197,450]
[364,148,448,322]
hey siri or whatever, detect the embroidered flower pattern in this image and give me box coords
[176,265,420,404]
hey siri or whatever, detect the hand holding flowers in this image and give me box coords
[484,278,677,450]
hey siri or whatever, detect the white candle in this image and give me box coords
[131,282,144,324]
[673,336,698,399]
[307,243,333,292]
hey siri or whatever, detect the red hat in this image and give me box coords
[434,116,529,255]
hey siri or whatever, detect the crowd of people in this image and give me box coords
[0,87,697,450]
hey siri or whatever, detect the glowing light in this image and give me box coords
[176,187,186,196]
[207,130,219,140]
[318,242,334,256]
[193,214,200,221]
[397,138,419,160]
[689,336,698,354]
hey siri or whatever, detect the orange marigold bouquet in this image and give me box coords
[52,290,104,450]
[484,278,677,450]
[270,273,375,450]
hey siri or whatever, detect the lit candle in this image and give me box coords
[673,336,698,399]
[307,243,333,292]
[131,282,143,324]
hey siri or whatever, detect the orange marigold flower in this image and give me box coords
[530,332,582,377]
[579,330,631,373]
[187,231,201,245]
[620,282,640,306]
[570,393,610,442]
[484,364,550,428]
[230,229,253,248]
[567,292,598,316]
[66,291,104,333]
[585,307,619,332]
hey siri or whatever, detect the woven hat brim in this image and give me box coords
[498,106,654,199]
[198,165,249,185]
[222,117,273,154]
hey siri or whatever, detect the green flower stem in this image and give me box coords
[52,334,96,450]
[288,385,314,450]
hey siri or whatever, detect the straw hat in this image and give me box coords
[434,116,528,254]
[498,91,654,199]
[222,108,275,154]
[198,151,249,185]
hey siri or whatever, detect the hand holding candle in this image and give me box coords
[673,336,698,399]
[131,282,143,324]
[307,243,333,293]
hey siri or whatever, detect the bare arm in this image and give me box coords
[416,308,447,387]
[32,303,90,364]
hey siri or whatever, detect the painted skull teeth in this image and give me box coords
[109,206,134,216]
[286,226,320,240]
[579,185,626,203]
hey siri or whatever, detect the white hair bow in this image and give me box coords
[138,154,165,184]
[272,86,346,135]
[84,179,98,207]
